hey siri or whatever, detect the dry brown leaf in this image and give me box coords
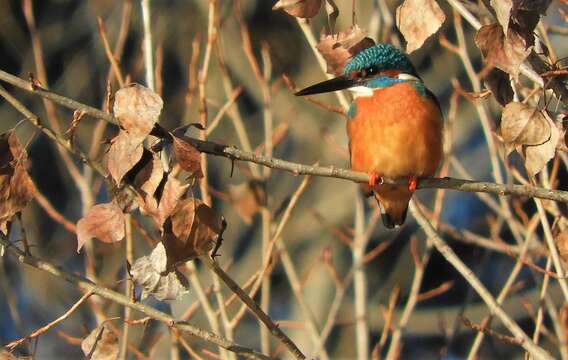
[133,151,164,197]
[81,324,119,360]
[229,180,265,224]
[162,198,223,267]
[107,130,144,185]
[501,102,551,149]
[113,84,163,142]
[525,112,559,175]
[76,202,125,252]
[396,0,446,53]
[272,0,322,18]
[0,131,35,233]
[475,23,531,77]
[484,68,514,106]
[491,0,513,32]
[130,242,190,300]
[140,174,189,229]
[172,136,203,179]
[316,26,375,76]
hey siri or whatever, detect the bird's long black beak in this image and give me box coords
[295,75,359,96]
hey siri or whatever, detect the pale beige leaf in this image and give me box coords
[396,0,446,53]
[272,0,322,18]
[524,113,559,175]
[113,84,163,141]
[491,0,513,32]
[77,202,125,251]
[131,242,190,300]
[107,130,144,185]
[81,324,119,360]
[501,102,551,147]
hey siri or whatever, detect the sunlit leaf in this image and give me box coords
[76,202,125,251]
[106,130,144,185]
[113,84,163,142]
[396,0,446,53]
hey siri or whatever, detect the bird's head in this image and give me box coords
[295,44,419,97]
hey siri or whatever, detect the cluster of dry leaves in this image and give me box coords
[0,131,35,236]
[74,85,225,301]
[274,0,564,177]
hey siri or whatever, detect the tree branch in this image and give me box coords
[0,69,566,204]
[0,236,274,360]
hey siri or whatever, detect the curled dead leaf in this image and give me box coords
[130,242,190,300]
[81,324,119,360]
[172,136,203,179]
[396,0,446,53]
[106,130,144,185]
[113,84,163,141]
[0,131,35,233]
[272,0,322,18]
[501,102,551,148]
[316,26,375,76]
[140,173,189,229]
[474,23,531,77]
[162,198,223,267]
[76,202,125,252]
[133,151,164,198]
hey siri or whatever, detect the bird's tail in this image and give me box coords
[374,186,412,229]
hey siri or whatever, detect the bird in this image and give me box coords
[295,44,443,228]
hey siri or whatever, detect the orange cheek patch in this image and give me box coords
[379,69,400,77]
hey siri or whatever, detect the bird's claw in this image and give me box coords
[368,172,383,188]
[408,176,417,192]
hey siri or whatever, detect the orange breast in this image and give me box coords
[347,82,443,178]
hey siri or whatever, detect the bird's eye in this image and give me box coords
[366,66,378,76]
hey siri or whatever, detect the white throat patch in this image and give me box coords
[348,86,374,98]
[396,73,420,81]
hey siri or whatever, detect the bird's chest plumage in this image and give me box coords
[347,82,443,178]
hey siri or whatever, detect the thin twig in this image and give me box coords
[409,200,554,360]
[199,256,306,360]
[5,291,94,350]
[0,235,274,360]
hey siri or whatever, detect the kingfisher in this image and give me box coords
[296,44,443,228]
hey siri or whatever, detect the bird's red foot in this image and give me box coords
[408,176,417,192]
[368,172,383,188]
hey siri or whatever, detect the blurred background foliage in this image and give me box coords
[0,0,567,358]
